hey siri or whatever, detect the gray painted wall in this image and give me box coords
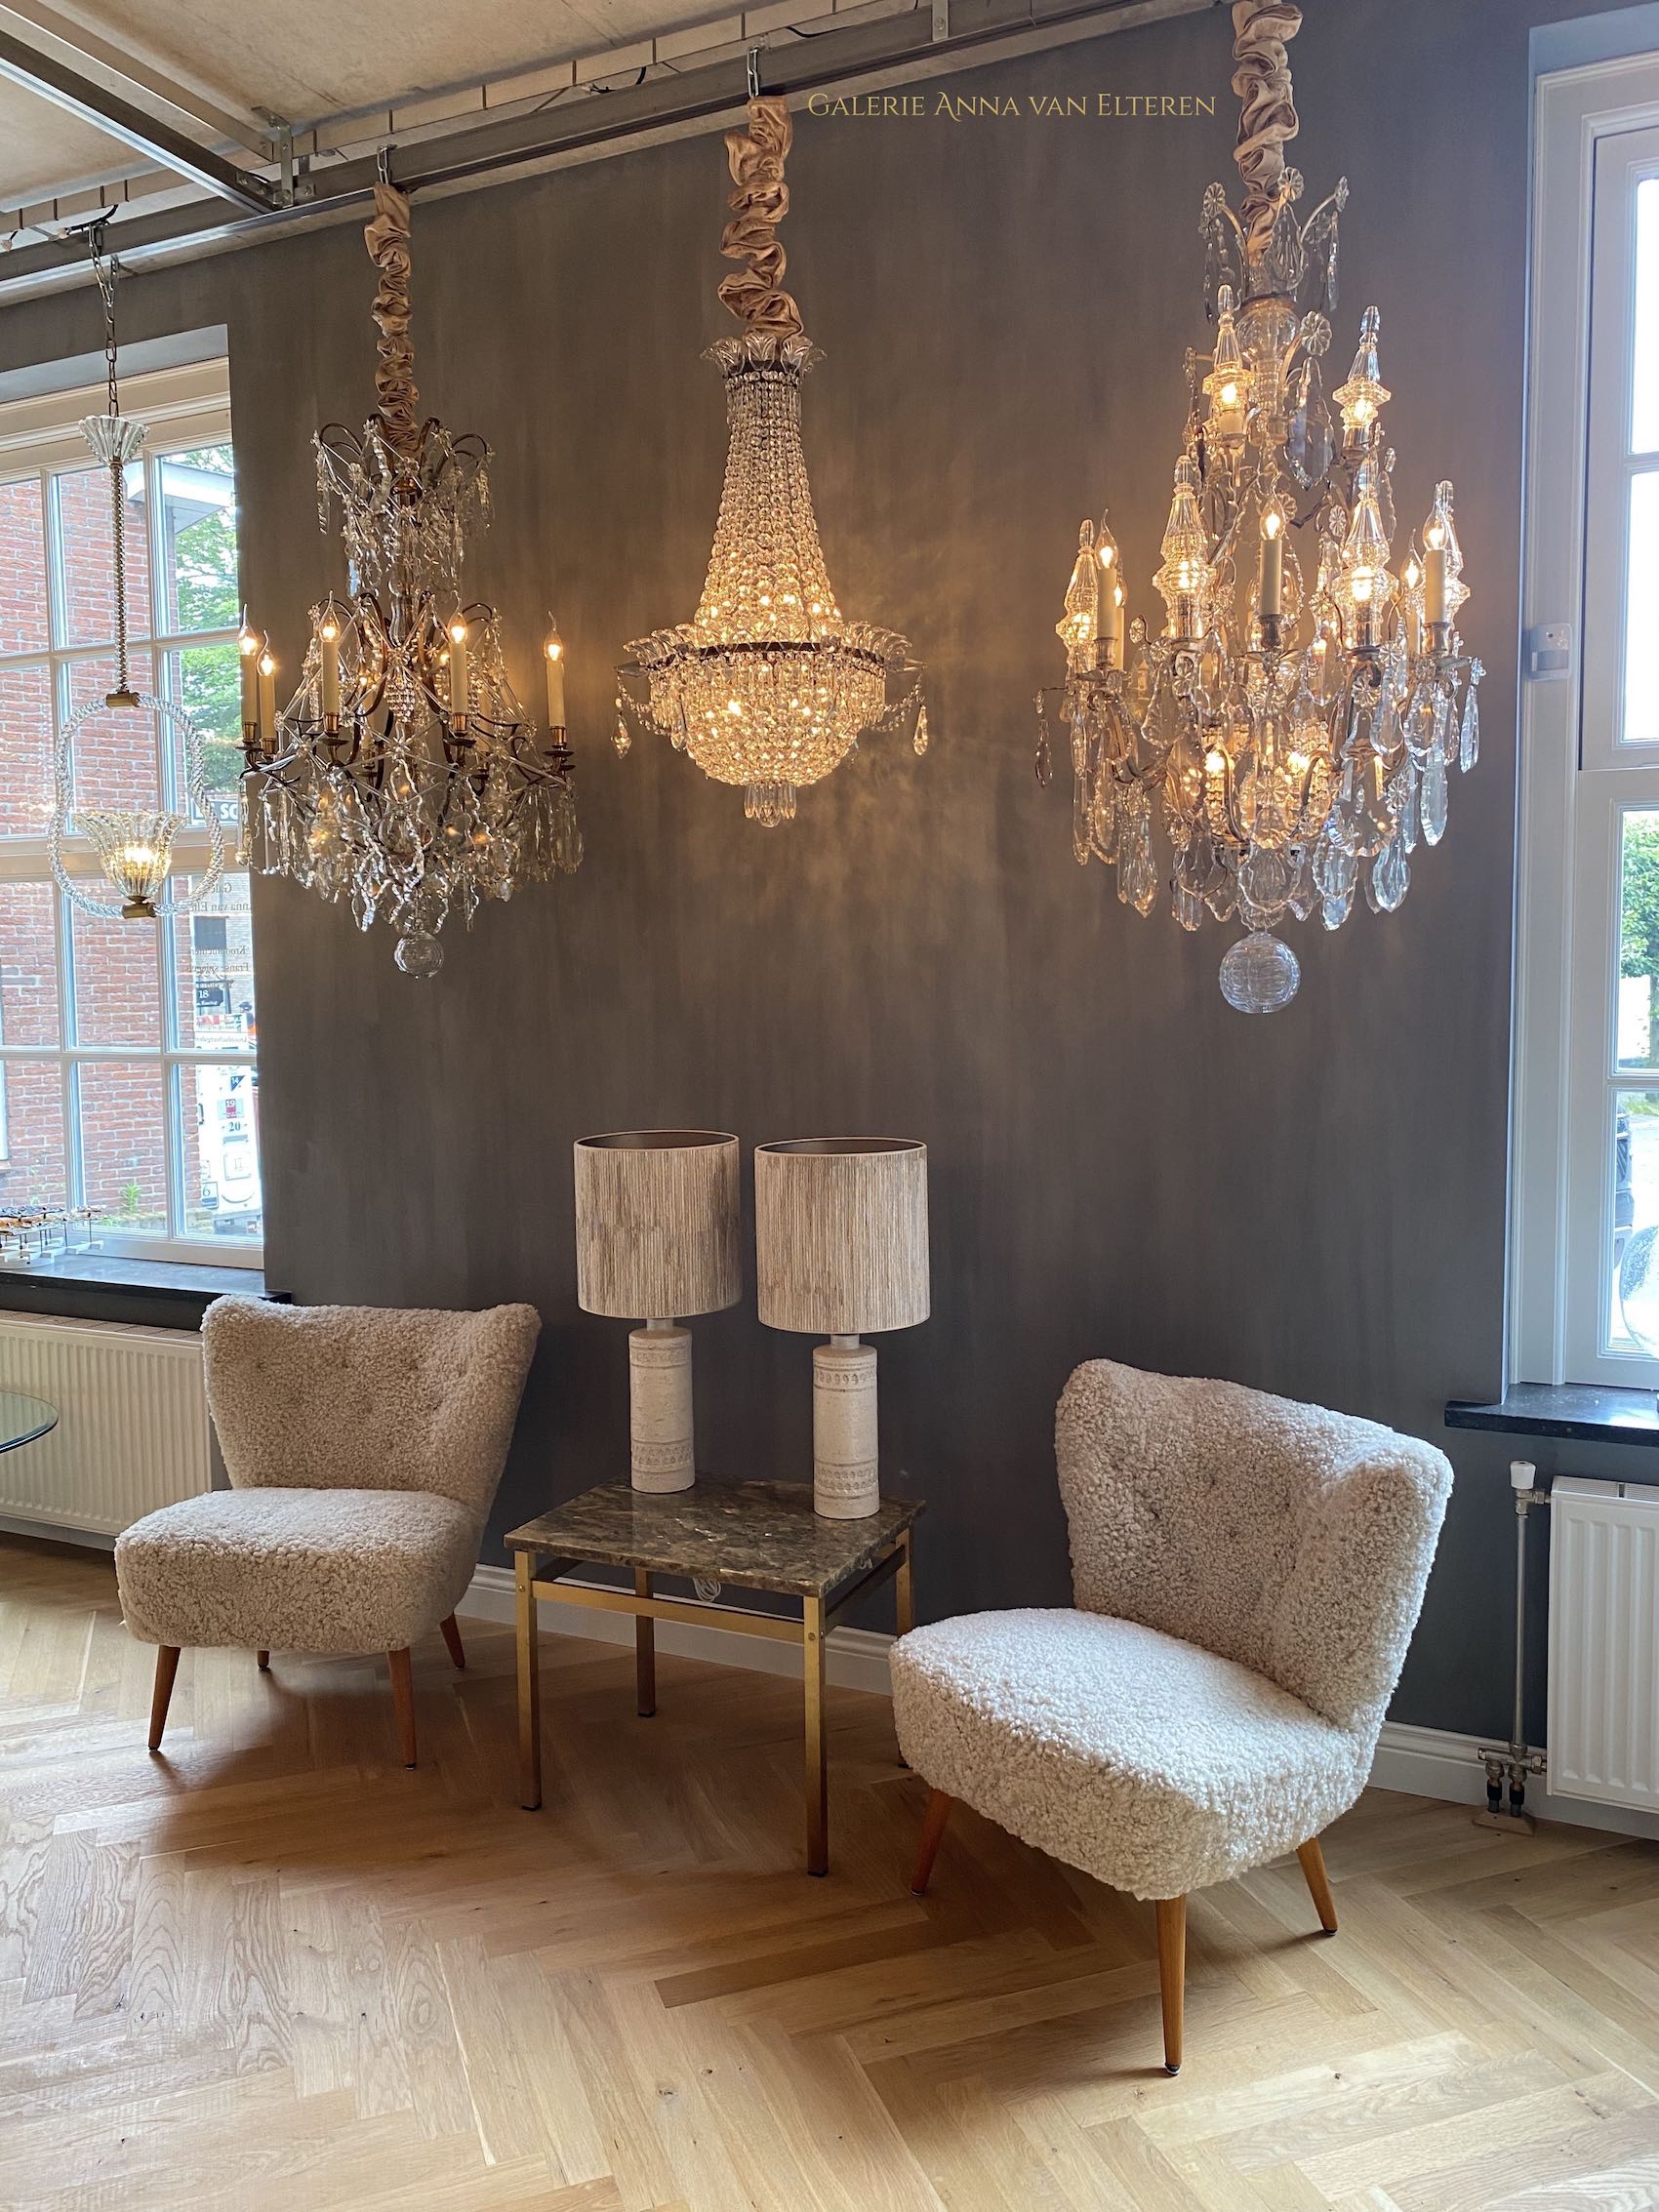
[2,0,1647,1740]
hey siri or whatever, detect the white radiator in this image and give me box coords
[0,1314,213,1538]
[1548,1475,1659,1814]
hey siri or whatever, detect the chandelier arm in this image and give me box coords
[1230,0,1302,261]
[716,95,806,337]
[363,181,422,459]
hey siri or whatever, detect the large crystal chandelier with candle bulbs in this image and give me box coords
[617,68,924,827]
[240,181,580,978]
[50,224,223,924]
[1038,0,1482,1012]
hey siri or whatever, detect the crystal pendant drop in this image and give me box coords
[1219,931,1301,1013]
[1421,751,1449,845]
[393,931,444,978]
[1459,682,1480,771]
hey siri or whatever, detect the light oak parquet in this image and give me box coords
[4,1531,1659,2210]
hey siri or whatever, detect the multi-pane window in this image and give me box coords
[1516,64,1659,1387]
[0,364,258,1259]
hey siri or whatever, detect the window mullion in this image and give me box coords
[0,386,258,1261]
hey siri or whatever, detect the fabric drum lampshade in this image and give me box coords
[575,1131,741,1493]
[754,1138,929,1519]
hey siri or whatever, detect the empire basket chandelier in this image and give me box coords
[241,181,580,978]
[1038,0,1482,1012]
[617,67,925,827]
[50,224,223,925]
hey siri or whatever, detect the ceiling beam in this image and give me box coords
[0,0,266,159]
[0,0,1206,299]
[0,26,275,209]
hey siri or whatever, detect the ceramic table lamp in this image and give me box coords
[754,1138,929,1519]
[575,1131,741,1492]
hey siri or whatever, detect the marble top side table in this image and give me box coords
[506,1478,922,1875]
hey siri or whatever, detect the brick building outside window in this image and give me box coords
[0,358,258,1260]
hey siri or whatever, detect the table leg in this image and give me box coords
[894,1531,914,1770]
[516,1551,542,1811]
[635,1568,656,1717]
[804,1593,828,1875]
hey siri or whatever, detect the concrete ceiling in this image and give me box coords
[0,74,131,203]
[0,0,746,207]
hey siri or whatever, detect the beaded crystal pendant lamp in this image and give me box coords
[50,224,223,925]
[240,181,580,978]
[1037,0,1482,1012]
[618,68,926,826]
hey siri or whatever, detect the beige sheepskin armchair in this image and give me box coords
[891,1359,1451,2073]
[116,1296,541,1769]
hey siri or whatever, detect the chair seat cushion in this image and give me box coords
[115,1488,480,1656]
[890,1609,1370,1900]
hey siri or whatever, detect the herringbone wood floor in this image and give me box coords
[5,1534,1659,2211]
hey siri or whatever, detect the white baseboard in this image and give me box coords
[463,1568,1659,1842]
[1367,1718,1659,1841]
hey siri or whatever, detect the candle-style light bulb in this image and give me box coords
[257,650,277,747]
[1421,482,1466,635]
[238,614,261,735]
[318,603,342,722]
[1401,549,1424,658]
[448,614,469,726]
[1094,515,1123,668]
[1259,498,1286,623]
[544,619,567,731]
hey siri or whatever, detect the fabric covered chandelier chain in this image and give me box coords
[616,60,926,826]
[47,222,223,926]
[238,177,581,978]
[1037,0,1482,1012]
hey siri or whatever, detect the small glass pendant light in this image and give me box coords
[49,221,223,924]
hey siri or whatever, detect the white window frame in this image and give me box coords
[0,356,260,1267]
[1515,49,1659,1386]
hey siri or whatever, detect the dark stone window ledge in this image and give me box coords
[1445,1383,1659,1448]
[0,1252,272,1330]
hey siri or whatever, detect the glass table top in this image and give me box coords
[0,1390,58,1453]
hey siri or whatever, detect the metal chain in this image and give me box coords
[86,219,132,698]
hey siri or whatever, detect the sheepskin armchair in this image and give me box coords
[116,1297,541,1768]
[891,1359,1451,2072]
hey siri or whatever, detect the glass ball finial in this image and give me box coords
[1219,931,1301,1014]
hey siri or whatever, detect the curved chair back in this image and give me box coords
[1055,1359,1451,1736]
[202,1297,541,1520]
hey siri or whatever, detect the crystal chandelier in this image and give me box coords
[618,68,925,827]
[1038,0,1482,1012]
[241,181,580,978]
[50,224,223,924]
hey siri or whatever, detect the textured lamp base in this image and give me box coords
[813,1337,879,1519]
[629,1322,695,1493]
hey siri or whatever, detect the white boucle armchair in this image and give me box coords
[116,1296,541,1769]
[891,1359,1451,2073]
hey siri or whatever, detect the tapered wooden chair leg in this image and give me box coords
[256,1650,270,1671]
[910,1788,953,1896]
[1154,1897,1186,2074]
[439,1614,465,1670]
[148,1645,181,1752]
[388,1648,417,1767]
[1297,1836,1338,1933]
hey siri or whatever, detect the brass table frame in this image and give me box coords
[512,1525,914,1875]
